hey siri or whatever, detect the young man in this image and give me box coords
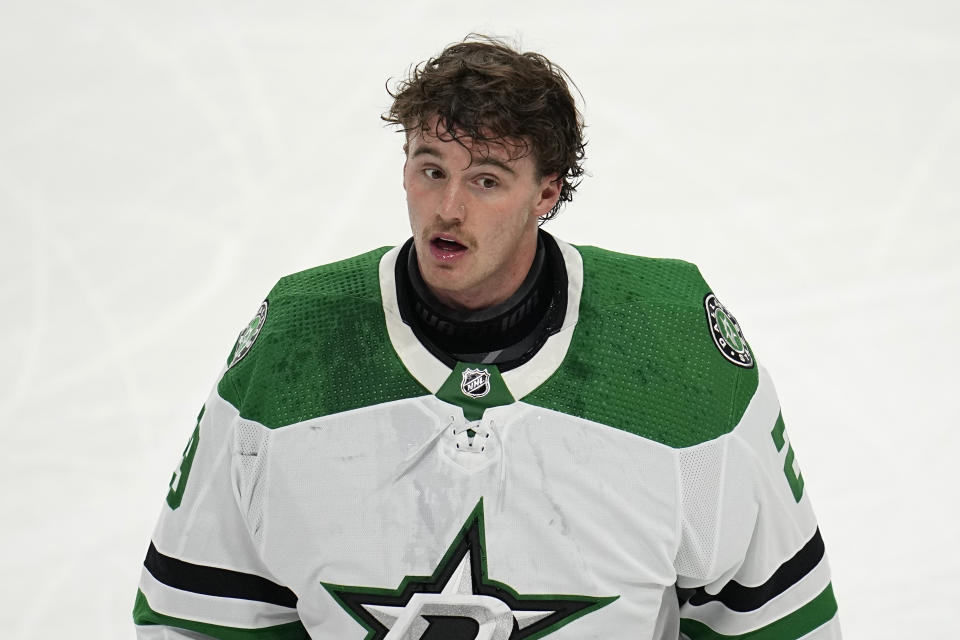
[134,38,841,640]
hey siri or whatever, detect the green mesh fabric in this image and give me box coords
[218,247,429,428]
[522,246,759,448]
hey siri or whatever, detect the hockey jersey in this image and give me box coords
[134,237,840,639]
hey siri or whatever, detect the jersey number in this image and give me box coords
[771,412,805,503]
[166,406,204,510]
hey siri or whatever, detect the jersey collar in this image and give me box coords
[379,236,583,400]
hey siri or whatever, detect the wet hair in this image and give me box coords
[384,35,585,220]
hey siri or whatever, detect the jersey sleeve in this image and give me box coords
[133,300,309,639]
[675,365,841,639]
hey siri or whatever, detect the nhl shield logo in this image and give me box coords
[460,368,491,398]
[704,293,754,368]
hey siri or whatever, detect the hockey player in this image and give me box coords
[134,37,841,639]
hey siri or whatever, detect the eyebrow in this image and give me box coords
[410,143,516,176]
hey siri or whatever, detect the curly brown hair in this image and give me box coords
[383,36,585,220]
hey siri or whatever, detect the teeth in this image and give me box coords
[433,237,465,251]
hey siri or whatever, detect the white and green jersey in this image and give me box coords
[134,238,840,640]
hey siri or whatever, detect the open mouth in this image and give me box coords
[431,237,467,252]
[428,235,469,261]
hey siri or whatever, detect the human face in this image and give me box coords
[403,119,560,311]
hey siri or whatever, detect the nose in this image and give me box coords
[436,181,466,222]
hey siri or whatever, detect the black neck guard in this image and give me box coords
[395,230,568,372]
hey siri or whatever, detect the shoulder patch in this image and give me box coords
[229,300,268,369]
[704,293,754,368]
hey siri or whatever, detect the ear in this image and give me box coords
[532,174,562,218]
[401,140,411,190]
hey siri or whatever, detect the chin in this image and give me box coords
[425,271,468,294]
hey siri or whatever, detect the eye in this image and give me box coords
[476,176,498,189]
[424,167,444,180]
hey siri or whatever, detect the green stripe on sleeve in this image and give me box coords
[133,589,309,640]
[680,583,838,640]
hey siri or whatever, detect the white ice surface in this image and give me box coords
[1,1,957,638]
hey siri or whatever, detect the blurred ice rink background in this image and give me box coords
[1,1,958,637]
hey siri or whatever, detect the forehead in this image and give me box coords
[405,117,531,165]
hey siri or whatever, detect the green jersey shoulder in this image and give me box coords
[218,246,428,428]
[524,245,759,448]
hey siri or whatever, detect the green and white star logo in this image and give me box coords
[322,500,617,640]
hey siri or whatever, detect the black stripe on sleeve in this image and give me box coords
[144,542,298,608]
[686,528,825,613]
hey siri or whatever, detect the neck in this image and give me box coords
[394,231,569,372]
[406,234,547,350]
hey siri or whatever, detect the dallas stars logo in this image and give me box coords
[228,300,268,369]
[322,500,617,640]
[704,293,754,369]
